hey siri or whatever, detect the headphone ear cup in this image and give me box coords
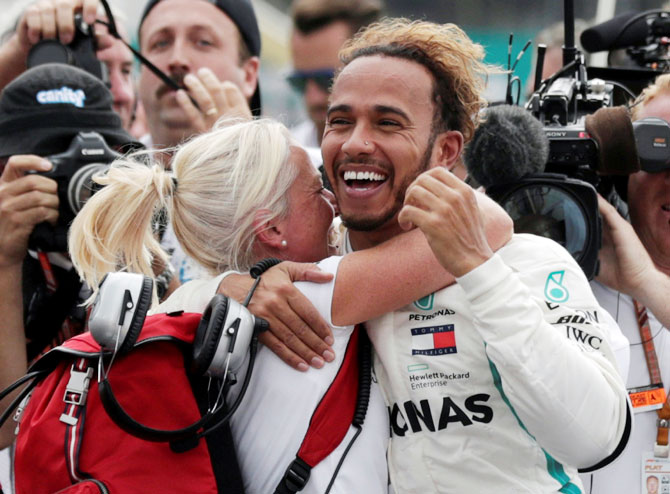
[191,294,229,376]
[117,275,154,355]
[89,273,153,355]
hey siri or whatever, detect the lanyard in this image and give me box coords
[634,299,670,456]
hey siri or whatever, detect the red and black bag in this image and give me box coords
[9,311,245,494]
[4,265,371,494]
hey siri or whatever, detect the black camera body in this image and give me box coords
[29,132,120,252]
[27,14,108,84]
[533,76,613,127]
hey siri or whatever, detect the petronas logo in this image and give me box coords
[414,293,434,311]
[544,270,569,303]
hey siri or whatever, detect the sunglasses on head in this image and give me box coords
[287,69,335,93]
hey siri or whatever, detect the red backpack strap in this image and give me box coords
[60,357,96,484]
[275,325,367,494]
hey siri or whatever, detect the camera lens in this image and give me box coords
[68,163,106,214]
[486,175,601,280]
[500,184,588,260]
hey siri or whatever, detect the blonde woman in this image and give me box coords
[69,117,510,493]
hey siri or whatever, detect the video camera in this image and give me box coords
[29,132,121,252]
[476,0,670,281]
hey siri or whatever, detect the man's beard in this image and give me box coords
[342,132,437,232]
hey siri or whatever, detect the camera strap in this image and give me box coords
[632,299,670,457]
[33,251,86,359]
[37,250,58,293]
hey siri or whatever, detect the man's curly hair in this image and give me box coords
[338,18,493,143]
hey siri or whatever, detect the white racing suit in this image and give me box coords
[366,234,631,494]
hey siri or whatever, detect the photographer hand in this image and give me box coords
[175,68,252,131]
[596,194,649,292]
[217,262,335,372]
[0,0,108,89]
[0,155,59,267]
[0,154,58,448]
[597,194,670,326]
[18,0,98,47]
[398,167,495,278]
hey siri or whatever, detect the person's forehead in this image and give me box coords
[140,0,240,41]
[291,146,318,177]
[330,55,435,113]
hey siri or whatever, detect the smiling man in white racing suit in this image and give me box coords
[320,18,632,494]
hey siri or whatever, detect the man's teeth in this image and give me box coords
[343,171,386,181]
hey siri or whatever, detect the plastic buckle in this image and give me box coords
[654,442,670,458]
[13,390,34,435]
[282,458,311,493]
[63,365,94,406]
[13,391,33,424]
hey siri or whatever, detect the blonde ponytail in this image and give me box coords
[68,158,174,302]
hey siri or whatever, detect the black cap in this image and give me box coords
[0,64,140,157]
[139,0,262,116]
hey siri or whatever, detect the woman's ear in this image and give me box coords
[252,209,286,251]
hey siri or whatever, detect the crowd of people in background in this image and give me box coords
[0,0,668,493]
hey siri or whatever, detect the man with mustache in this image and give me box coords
[137,0,260,152]
[135,0,262,284]
[0,0,261,156]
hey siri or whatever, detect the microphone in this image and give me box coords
[580,11,651,53]
[464,104,549,188]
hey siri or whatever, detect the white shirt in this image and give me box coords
[152,256,389,494]
[581,281,668,494]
